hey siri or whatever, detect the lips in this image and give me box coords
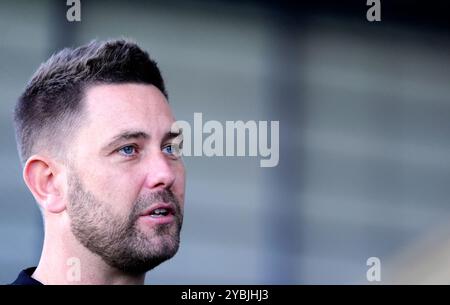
[141,203,175,217]
[139,203,176,225]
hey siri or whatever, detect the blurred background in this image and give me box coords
[0,0,449,284]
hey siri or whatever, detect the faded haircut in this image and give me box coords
[13,39,167,165]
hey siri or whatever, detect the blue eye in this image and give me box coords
[163,145,173,154]
[163,144,180,157]
[118,145,137,157]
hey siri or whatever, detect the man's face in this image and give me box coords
[65,83,185,274]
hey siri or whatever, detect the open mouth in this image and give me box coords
[149,207,172,218]
[140,203,175,224]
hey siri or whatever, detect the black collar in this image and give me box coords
[10,267,43,285]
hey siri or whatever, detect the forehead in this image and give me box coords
[82,83,174,134]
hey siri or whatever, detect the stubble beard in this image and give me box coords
[66,172,183,275]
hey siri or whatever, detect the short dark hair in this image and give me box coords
[14,39,167,165]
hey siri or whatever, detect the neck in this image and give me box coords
[32,221,146,285]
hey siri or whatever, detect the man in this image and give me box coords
[10,39,185,285]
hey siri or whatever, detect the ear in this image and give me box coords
[23,155,66,214]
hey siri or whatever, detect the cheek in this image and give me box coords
[80,166,145,213]
[173,163,186,205]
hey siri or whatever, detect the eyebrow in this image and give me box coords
[100,129,182,154]
[101,130,149,153]
[162,130,183,143]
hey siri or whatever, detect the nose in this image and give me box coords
[143,150,176,191]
